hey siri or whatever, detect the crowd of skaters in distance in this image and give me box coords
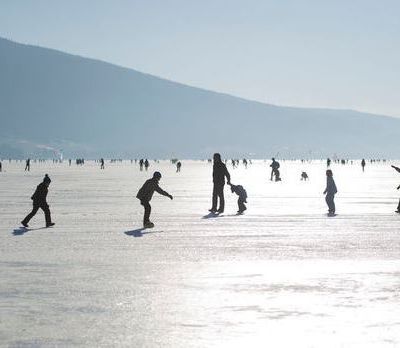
[0,154,398,229]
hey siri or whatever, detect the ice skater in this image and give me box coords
[25,158,31,171]
[209,153,231,214]
[21,174,55,228]
[136,171,173,228]
[176,161,182,172]
[229,183,247,214]
[100,158,105,169]
[391,165,400,213]
[361,159,366,172]
[301,171,309,180]
[270,158,281,181]
[323,169,337,216]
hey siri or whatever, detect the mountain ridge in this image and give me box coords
[1,37,399,158]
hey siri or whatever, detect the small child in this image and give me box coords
[301,171,309,180]
[229,183,248,214]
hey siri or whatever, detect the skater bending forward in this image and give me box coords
[136,171,173,228]
[229,183,247,214]
[323,169,337,216]
[21,174,55,228]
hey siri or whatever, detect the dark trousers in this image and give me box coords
[212,184,225,212]
[22,203,51,225]
[325,194,335,213]
[238,198,246,212]
[397,199,400,212]
[140,200,151,224]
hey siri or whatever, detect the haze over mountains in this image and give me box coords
[1,37,399,159]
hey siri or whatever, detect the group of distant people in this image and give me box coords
[10,154,400,229]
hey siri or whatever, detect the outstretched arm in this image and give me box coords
[391,165,400,173]
[155,186,173,199]
[225,166,231,185]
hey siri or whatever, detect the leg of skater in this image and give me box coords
[41,204,54,227]
[21,204,39,227]
[217,186,225,213]
[141,200,152,227]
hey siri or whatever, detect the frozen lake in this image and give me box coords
[1,160,400,347]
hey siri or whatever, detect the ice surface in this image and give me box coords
[1,160,400,347]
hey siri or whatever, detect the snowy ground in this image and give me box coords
[0,160,399,347]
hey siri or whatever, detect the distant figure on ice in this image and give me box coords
[209,153,231,214]
[361,159,366,172]
[176,161,182,172]
[270,158,281,181]
[21,174,55,228]
[25,158,31,171]
[327,158,331,167]
[229,183,247,214]
[100,158,105,170]
[0,161,2,172]
[323,169,337,216]
[391,165,400,213]
[136,171,173,228]
[301,171,309,181]
[144,159,150,171]
[139,159,144,171]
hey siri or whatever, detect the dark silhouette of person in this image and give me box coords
[144,159,150,171]
[361,159,366,172]
[21,174,55,228]
[209,153,231,213]
[139,159,144,171]
[136,171,173,228]
[270,158,281,181]
[391,165,400,213]
[327,158,331,167]
[100,158,105,170]
[229,183,247,214]
[301,172,309,180]
[176,161,182,172]
[0,161,2,172]
[25,158,31,171]
[323,169,337,216]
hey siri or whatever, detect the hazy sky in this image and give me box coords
[0,0,399,116]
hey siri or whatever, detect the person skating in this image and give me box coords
[229,183,247,214]
[361,159,366,172]
[209,153,231,214]
[270,158,281,181]
[301,171,309,180]
[21,174,55,228]
[100,158,105,169]
[323,169,337,216]
[25,158,31,171]
[176,161,182,172]
[391,165,400,213]
[136,171,173,228]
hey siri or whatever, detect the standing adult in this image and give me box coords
[25,158,31,171]
[323,169,338,216]
[21,174,55,227]
[270,158,281,181]
[209,153,231,214]
[391,165,400,213]
[361,159,366,172]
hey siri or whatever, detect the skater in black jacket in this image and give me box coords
[391,165,400,213]
[209,153,231,214]
[21,174,55,227]
[136,171,173,228]
[323,170,337,216]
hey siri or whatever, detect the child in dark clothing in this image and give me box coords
[229,183,247,214]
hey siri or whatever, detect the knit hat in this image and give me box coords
[43,174,51,183]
